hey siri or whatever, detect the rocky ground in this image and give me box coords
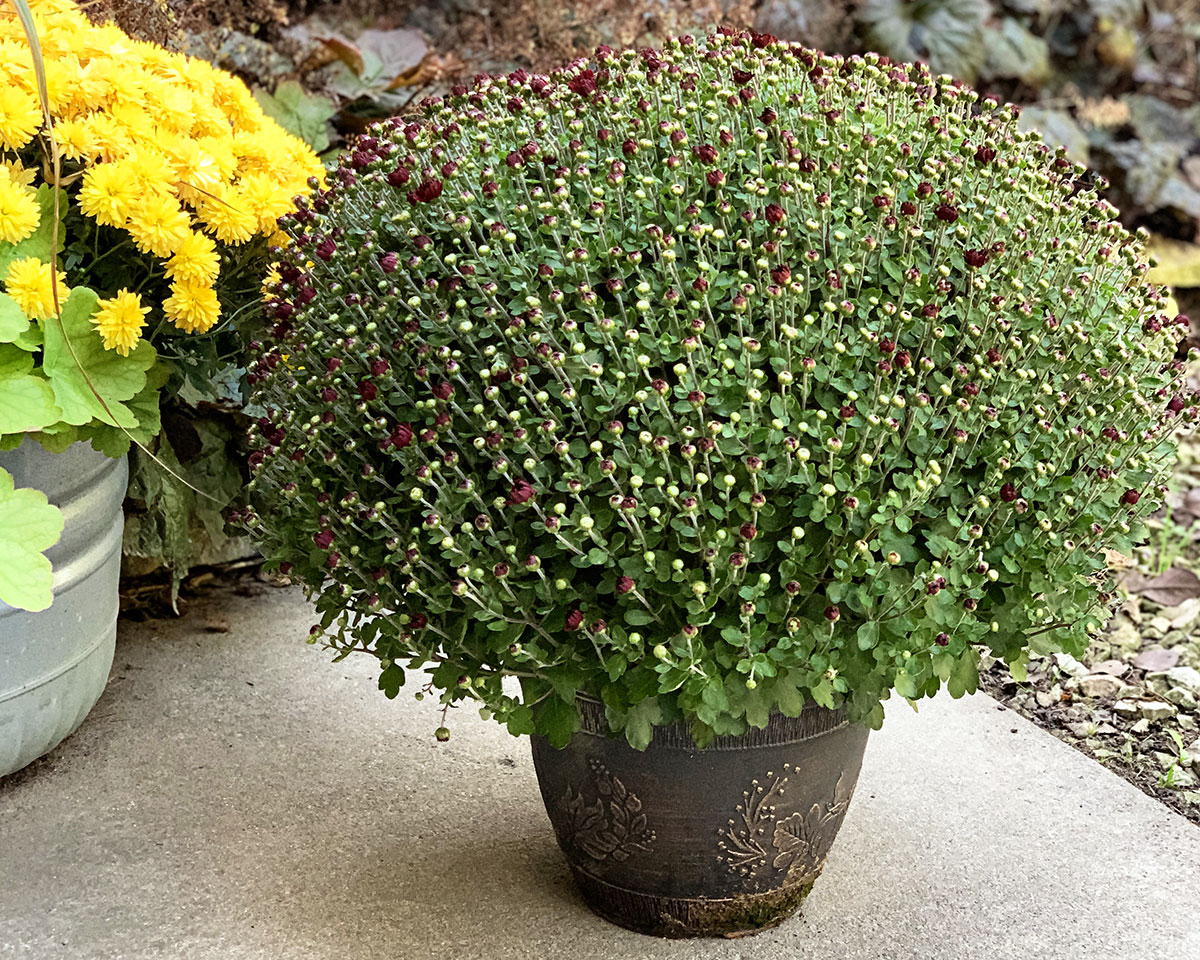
[983,439,1200,826]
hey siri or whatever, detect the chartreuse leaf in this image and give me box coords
[80,360,168,457]
[41,286,156,428]
[0,344,60,434]
[0,293,30,343]
[0,466,64,612]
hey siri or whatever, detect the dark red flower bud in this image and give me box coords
[314,530,334,550]
[433,381,453,400]
[839,403,856,419]
[935,632,950,646]
[771,264,791,285]
[358,381,377,401]
[965,249,989,268]
[509,479,535,504]
[386,165,411,187]
[568,70,597,95]
[616,576,635,595]
[975,145,996,164]
[935,204,959,222]
[411,178,443,203]
[390,423,413,449]
[824,605,840,622]
[564,609,584,632]
[1000,483,1017,502]
[740,523,757,541]
[900,201,916,216]
[872,195,891,209]
[706,169,726,187]
[1121,489,1140,505]
[765,203,786,224]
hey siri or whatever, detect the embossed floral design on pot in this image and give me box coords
[718,764,856,888]
[554,760,656,862]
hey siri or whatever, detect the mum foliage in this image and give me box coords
[245,31,1193,748]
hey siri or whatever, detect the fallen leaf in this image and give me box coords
[1147,236,1200,288]
[1122,565,1200,606]
[1133,647,1182,672]
[316,33,365,76]
[1103,548,1133,570]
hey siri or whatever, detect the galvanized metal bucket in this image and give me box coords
[0,438,127,778]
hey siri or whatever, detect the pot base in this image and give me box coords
[571,865,818,938]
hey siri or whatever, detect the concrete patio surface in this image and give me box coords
[2,582,1199,960]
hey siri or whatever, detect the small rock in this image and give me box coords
[1108,618,1142,652]
[1138,701,1178,722]
[1165,688,1198,709]
[1095,722,1119,735]
[1090,659,1130,677]
[1167,768,1198,789]
[1149,615,1172,635]
[1146,677,1172,698]
[1188,738,1200,769]
[1035,690,1056,708]
[1165,666,1200,695]
[1162,630,1189,648]
[1179,715,1198,731]
[1078,674,1129,699]
[1133,647,1181,672]
[1113,699,1141,718]
[1066,721,1095,738]
[1131,717,1151,734]
[1053,652,1090,679]
[1162,596,1200,631]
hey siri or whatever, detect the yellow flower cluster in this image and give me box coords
[0,0,324,352]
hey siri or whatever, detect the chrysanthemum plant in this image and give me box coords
[244,30,1195,749]
[0,0,321,611]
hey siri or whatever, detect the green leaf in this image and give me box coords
[624,695,663,750]
[535,695,579,748]
[0,185,66,275]
[0,373,60,434]
[0,466,64,612]
[980,18,1051,86]
[253,81,337,153]
[774,673,806,717]
[810,677,835,709]
[0,293,30,343]
[856,621,879,651]
[378,663,405,698]
[947,650,979,698]
[624,608,654,626]
[41,286,156,428]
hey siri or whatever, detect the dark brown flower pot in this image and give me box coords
[530,698,870,938]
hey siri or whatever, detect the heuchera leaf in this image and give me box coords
[0,292,30,343]
[41,286,156,428]
[0,466,64,612]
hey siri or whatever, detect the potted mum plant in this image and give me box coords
[0,0,321,779]
[243,31,1193,937]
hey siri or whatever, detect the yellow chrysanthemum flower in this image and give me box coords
[0,159,36,187]
[237,171,298,234]
[0,177,40,244]
[165,231,220,285]
[51,116,98,162]
[0,85,42,150]
[78,162,139,228]
[5,257,68,321]
[163,279,220,334]
[91,288,149,355]
[196,186,257,245]
[127,191,191,257]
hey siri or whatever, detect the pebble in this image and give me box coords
[1077,674,1129,699]
[1052,652,1090,679]
[1165,666,1200,695]
[1149,615,1172,635]
[1137,701,1178,722]
[1131,718,1151,734]
[1114,699,1141,718]
[1166,688,1198,709]
[1163,597,1200,631]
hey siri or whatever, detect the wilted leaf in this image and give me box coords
[1122,566,1200,606]
[1103,548,1134,570]
[861,0,987,82]
[253,81,337,153]
[315,33,365,75]
[1018,107,1090,165]
[981,18,1051,86]
[1133,647,1181,672]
